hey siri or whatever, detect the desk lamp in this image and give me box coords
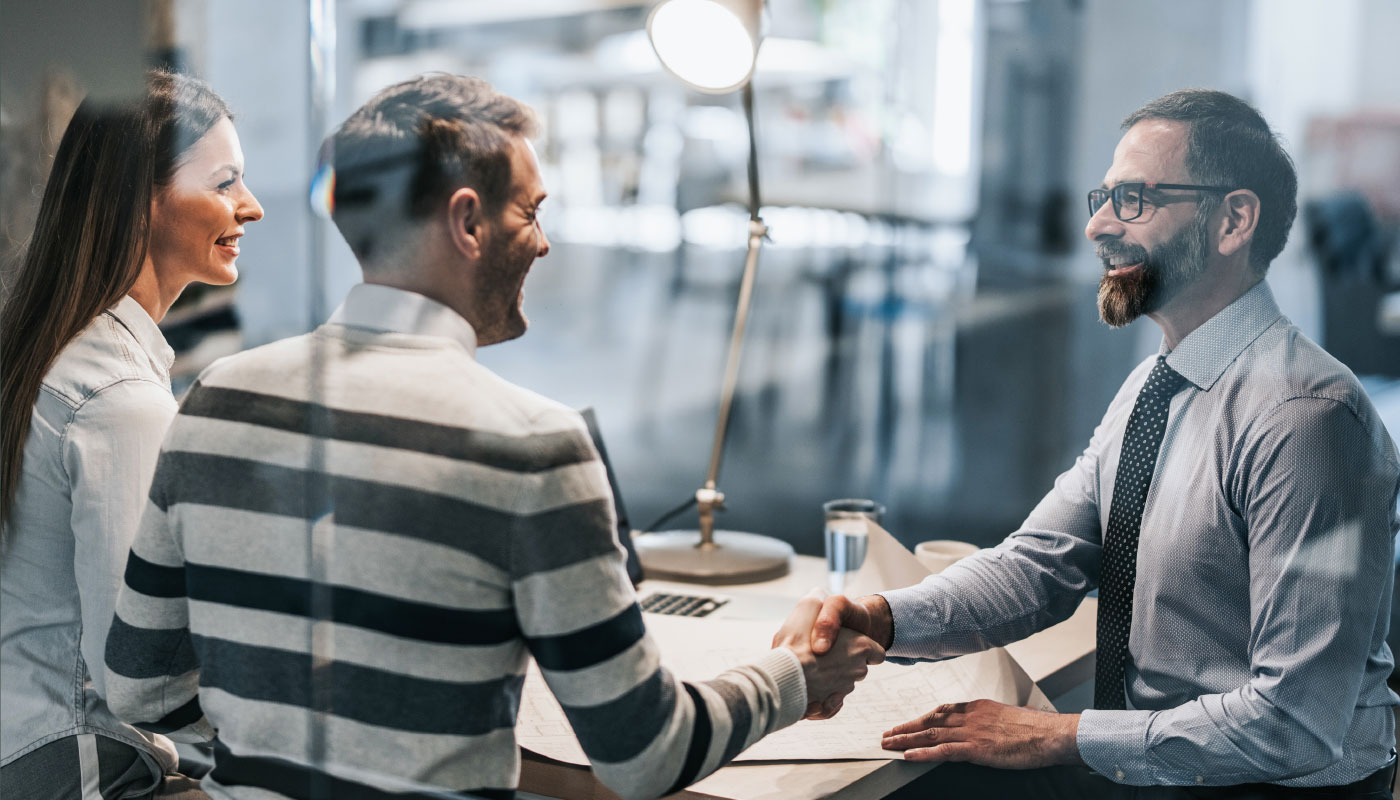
[634,0,794,583]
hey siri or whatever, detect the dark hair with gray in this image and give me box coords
[1123,89,1297,273]
[324,73,538,263]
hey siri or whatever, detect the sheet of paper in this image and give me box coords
[516,615,1051,764]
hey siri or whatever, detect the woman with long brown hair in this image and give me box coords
[1,70,262,799]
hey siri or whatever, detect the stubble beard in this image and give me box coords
[472,233,533,346]
[1097,208,1212,328]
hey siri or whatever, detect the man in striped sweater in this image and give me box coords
[102,74,884,800]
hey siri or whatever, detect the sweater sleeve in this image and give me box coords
[103,430,215,743]
[510,411,806,800]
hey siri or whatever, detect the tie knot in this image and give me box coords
[1144,357,1186,398]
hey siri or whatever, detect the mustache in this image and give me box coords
[1096,241,1148,265]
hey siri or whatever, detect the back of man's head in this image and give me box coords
[325,74,538,268]
[1123,89,1297,274]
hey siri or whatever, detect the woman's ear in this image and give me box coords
[1216,189,1259,259]
[447,187,484,260]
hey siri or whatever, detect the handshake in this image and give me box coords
[767,591,1082,769]
[768,591,893,720]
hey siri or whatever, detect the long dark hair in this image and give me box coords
[1,70,231,522]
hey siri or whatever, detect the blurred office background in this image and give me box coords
[4,0,1400,557]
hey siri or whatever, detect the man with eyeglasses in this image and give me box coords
[809,89,1400,797]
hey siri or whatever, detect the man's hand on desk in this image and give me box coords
[881,700,1083,769]
[771,591,886,720]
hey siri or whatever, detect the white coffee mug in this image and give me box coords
[914,540,980,574]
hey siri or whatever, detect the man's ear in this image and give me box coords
[1216,189,1259,259]
[447,187,484,260]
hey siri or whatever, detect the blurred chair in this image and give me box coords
[1304,191,1400,377]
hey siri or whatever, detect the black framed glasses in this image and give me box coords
[1087,182,1234,222]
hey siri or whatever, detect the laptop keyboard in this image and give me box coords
[639,592,729,618]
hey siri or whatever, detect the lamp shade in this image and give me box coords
[647,0,763,94]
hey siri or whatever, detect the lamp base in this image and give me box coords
[635,530,793,585]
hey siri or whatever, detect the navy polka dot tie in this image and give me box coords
[1094,356,1187,711]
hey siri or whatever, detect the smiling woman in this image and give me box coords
[0,70,260,800]
[140,117,262,304]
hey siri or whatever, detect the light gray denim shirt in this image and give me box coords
[1,295,180,776]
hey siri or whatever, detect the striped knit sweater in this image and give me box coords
[103,284,806,800]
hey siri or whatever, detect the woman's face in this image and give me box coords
[148,118,263,288]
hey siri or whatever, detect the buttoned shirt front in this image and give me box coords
[1,295,180,775]
[882,281,1400,786]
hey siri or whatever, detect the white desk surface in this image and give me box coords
[519,555,1097,800]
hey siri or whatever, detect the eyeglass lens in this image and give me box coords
[1086,183,1144,221]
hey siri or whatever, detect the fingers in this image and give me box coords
[881,727,955,751]
[772,589,826,649]
[883,703,965,737]
[900,743,976,763]
[862,636,886,665]
[809,595,853,655]
[804,693,846,720]
[831,628,885,666]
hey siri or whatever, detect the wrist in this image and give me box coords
[1055,713,1084,766]
[861,594,895,650]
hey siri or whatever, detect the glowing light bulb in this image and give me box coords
[648,0,757,93]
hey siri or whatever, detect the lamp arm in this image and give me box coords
[698,83,766,545]
[743,82,762,220]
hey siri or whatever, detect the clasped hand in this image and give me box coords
[770,590,886,719]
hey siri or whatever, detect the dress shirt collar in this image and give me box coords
[327,283,478,358]
[1160,280,1282,392]
[110,294,175,376]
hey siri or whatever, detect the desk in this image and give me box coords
[519,556,1097,800]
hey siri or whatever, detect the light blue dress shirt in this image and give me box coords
[882,281,1400,787]
[1,296,179,778]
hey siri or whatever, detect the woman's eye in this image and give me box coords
[217,179,235,191]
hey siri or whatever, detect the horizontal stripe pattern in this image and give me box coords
[104,321,807,799]
[181,384,593,472]
[174,506,512,600]
[193,634,524,736]
[153,452,619,577]
[562,667,677,764]
[512,554,633,636]
[667,683,713,795]
[209,740,507,800]
[186,600,528,684]
[201,687,523,792]
[105,615,196,679]
[139,695,205,735]
[526,604,644,672]
[182,562,521,646]
[536,636,659,708]
[123,551,184,598]
[166,414,610,516]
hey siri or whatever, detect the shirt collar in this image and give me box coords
[1160,280,1283,392]
[326,283,478,358]
[110,295,175,375]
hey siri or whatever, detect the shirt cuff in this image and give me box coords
[878,582,948,659]
[753,647,807,731]
[1077,708,1156,785]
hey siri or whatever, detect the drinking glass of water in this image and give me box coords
[823,499,884,595]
